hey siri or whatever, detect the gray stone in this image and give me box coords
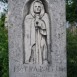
[8,0,66,77]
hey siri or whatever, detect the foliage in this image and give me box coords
[0,14,9,77]
[67,29,77,77]
[66,0,77,23]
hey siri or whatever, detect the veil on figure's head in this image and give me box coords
[30,0,45,18]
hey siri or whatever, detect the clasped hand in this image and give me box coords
[35,19,41,30]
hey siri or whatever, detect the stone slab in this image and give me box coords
[8,0,66,77]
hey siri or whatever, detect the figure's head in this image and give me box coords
[30,0,45,18]
[33,1,42,14]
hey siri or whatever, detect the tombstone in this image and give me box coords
[8,0,66,77]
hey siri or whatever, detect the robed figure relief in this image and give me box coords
[24,0,50,65]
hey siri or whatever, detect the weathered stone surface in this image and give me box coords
[8,0,66,77]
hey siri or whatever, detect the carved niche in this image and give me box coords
[23,0,51,65]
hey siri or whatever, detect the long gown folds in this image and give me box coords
[24,0,50,65]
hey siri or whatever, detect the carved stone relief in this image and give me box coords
[8,0,66,76]
[24,0,51,65]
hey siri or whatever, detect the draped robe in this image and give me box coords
[24,13,50,65]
